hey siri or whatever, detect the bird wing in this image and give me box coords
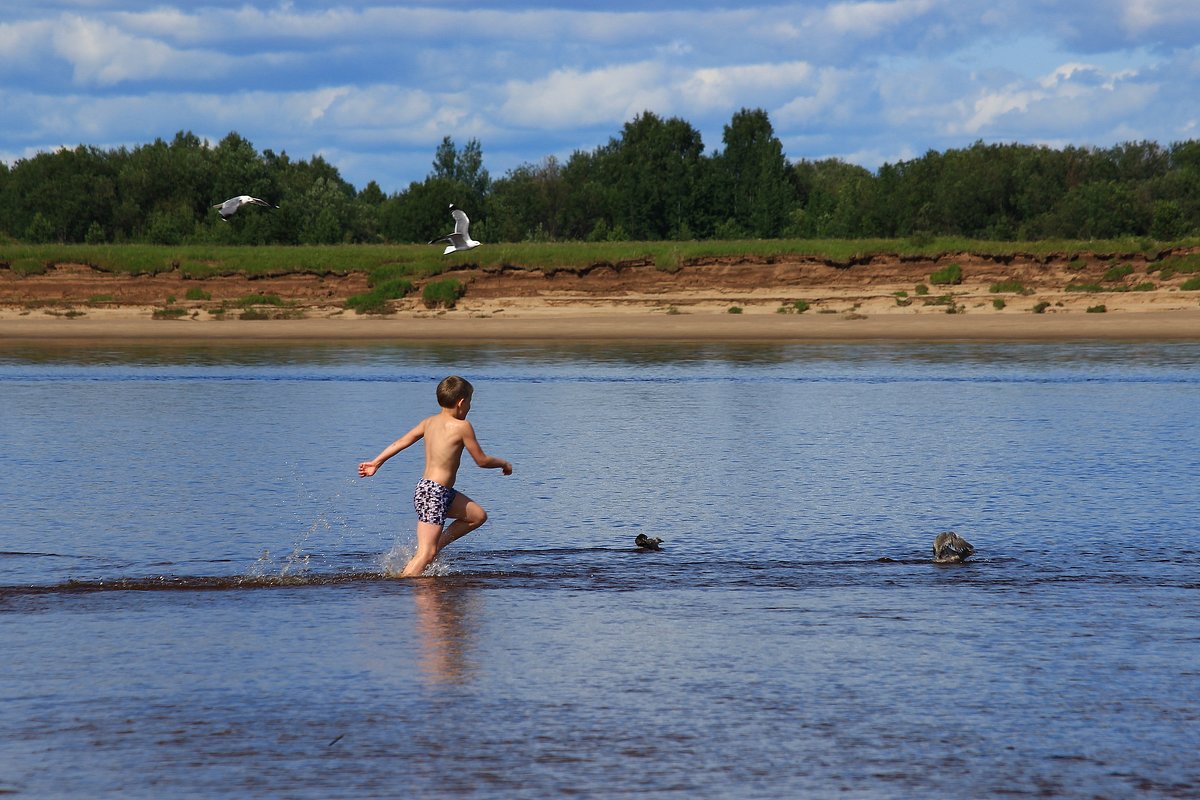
[451,208,471,236]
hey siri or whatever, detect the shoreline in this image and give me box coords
[3,307,1200,343]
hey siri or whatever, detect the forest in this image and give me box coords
[2,108,1199,246]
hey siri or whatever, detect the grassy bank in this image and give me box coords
[2,236,1197,285]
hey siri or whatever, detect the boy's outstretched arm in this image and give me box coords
[462,421,513,475]
[358,421,425,477]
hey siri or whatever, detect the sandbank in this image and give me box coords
[3,305,1199,344]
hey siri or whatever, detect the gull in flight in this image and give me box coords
[429,204,480,254]
[213,195,278,221]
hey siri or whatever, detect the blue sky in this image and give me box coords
[3,1,1199,193]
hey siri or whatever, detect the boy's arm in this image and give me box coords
[358,421,425,477]
[461,421,513,475]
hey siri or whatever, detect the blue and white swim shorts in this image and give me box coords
[413,478,458,525]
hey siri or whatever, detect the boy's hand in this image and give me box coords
[358,462,378,477]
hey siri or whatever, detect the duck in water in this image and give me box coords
[932,532,974,563]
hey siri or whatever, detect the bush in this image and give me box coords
[1102,264,1135,282]
[1182,276,1200,291]
[929,263,962,285]
[990,280,1028,294]
[346,277,413,315]
[993,298,1006,310]
[777,300,810,314]
[422,278,465,308]
[185,287,211,301]
[727,306,743,314]
[1032,301,1050,314]
[1086,304,1107,313]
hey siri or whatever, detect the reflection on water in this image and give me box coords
[2,341,1199,798]
[411,580,479,686]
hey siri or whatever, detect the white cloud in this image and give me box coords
[499,62,674,129]
[49,14,225,86]
[822,0,937,36]
[954,62,1156,136]
[680,61,814,111]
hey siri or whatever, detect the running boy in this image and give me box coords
[358,376,512,577]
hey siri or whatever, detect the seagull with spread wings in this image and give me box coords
[429,204,480,254]
[212,195,278,221]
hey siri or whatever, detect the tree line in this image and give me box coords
[2,109,1199,246]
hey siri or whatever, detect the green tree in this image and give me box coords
[598,111,705,239]
[712,108,796,237]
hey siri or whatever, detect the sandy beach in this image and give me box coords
[3,252,1200,342]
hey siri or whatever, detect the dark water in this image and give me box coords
[2,341,1198,798]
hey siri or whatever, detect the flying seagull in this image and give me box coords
[213,195,277,221]
[429,204,480,254]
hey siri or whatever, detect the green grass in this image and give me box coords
[1152,252,1200,280]
[1086,304,1108,313]
[4,237,1195,281]
[1102,264,1135,282]
[928,263,962,285]
[422,278,465,309]
[346,277,413,315]
[1181,276,1200,290]
[989,279,1028,293]
[777,300,810,314]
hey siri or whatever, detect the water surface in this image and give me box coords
[2,341,1198,798]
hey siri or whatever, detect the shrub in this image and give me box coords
[346,278,413,315]
[777,300,810,314]
[993,298,1006,310]
[929,263,962,285]
[727,306,743,314]
[915,283,929,295]
[1182,276,1200,291]
[422,278,465,308]
[1086,304,1107,313]
[1102,264,1135,282]
[152,307,188,319]
[1032,301,1050,313]
[990,280,1028,293]
[185,287,211,301]
[236,293,283,307]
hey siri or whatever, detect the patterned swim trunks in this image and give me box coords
[413,478,458,525]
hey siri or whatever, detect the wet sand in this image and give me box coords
[3,306,1199,342]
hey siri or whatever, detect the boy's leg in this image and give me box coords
[401,520,444,578]
[436,491,487,551]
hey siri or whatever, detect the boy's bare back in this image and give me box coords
[417,409,473,487]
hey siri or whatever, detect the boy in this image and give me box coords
[358,376,512,577]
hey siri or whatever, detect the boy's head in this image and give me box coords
[436,375,474,408]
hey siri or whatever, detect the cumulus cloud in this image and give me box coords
[4,1,1200,189]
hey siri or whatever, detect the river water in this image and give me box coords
[1,339,1197,798]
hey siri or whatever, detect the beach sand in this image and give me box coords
[3,253,1200,342]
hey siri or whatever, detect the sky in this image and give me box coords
[3,0,1200,193]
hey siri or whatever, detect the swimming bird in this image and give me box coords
[932,531,974,563]
[429,204,480,254]
[212,195,278,221]
[635,534,663,551]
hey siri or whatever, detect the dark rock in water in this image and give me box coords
[932,531,974,563]
[635,534,663,551]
